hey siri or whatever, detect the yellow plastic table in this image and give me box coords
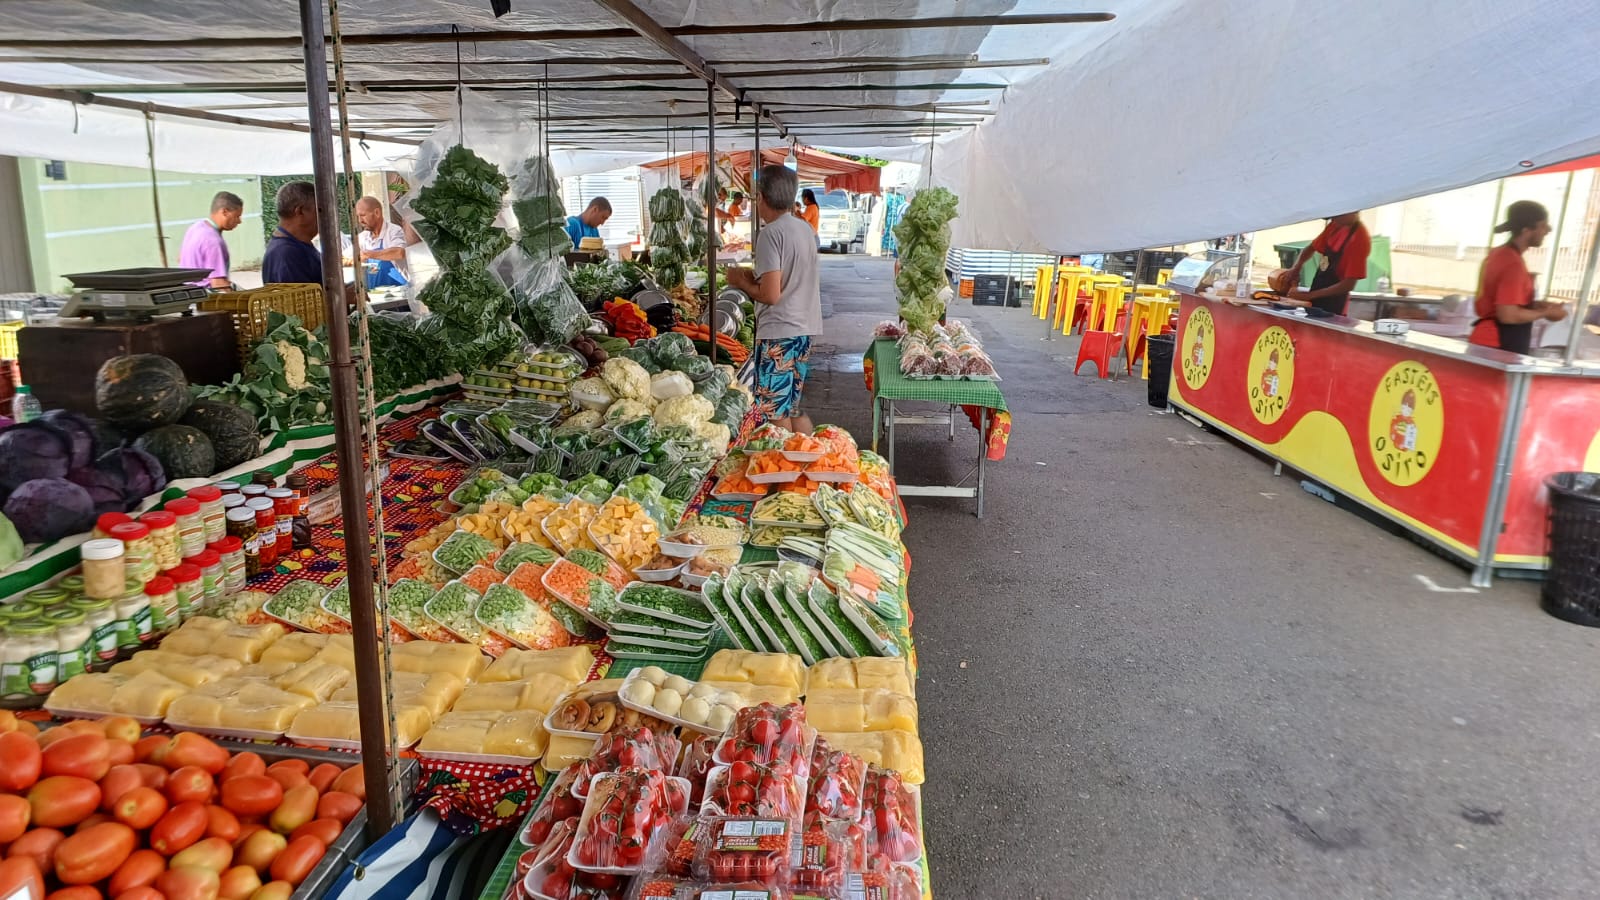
[1127,296,1181,377]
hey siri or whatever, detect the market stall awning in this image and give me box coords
[1524,153,1600,176]
[640,145,883,195]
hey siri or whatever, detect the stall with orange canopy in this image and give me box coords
[642,145,884,196]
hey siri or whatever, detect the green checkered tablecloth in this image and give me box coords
[866,337,1007,406]
[866,337,1006,442]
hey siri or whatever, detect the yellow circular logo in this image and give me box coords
[1585,430,1600,471]
[1180,307,1215,390]
[1368,360,1444,486]
[1246,326,1295,424]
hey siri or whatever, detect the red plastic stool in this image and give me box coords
[1071,296,1093,334]
[1074,330,1124,378]
[1126,319,1149,375]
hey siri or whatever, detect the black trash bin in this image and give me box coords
[1542,472,1600,626]
[1145,334,1176,408]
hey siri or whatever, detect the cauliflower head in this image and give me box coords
[600,357,651,402]
[654,393,715,428]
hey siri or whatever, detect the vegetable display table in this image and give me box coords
[865,337,1007,517]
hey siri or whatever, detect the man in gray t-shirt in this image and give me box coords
[724,165,823,432]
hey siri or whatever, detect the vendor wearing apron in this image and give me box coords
[1468,200,1567,355]
[1283,212,1371,315]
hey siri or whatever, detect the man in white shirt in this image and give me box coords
[350,195,409,285]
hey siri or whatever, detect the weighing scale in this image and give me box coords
[58,267,213,322]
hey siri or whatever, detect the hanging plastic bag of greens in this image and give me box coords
[506,252,589,346]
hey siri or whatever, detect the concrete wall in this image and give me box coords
[16,158,264,293]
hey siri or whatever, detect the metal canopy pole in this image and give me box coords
[1542,171,1575,301]
[706,81,718,369]
[751,115,761,247]
[0,12,1114,51]
[1563,215,1600,366]
[142,111,168,266]
[296,0,396,837]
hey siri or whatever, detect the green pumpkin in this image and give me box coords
[94,354,191,431]
[180,399,261,473]
[133,425,215,480]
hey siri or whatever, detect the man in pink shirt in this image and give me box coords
[178,191,244,288]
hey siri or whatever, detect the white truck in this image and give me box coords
[809,188,867,253]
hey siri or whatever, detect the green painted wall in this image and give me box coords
[17,159,264,293]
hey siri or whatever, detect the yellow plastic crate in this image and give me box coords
[0,321,23,360]
[199,284,325,365]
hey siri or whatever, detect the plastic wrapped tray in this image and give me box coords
[837,591,902,658]
[43,705,162,726]
[617,668,744,735]
[633,559,685,582]
[542,687,627,742]
[695,574,755,652]
[420,581,486,644]
[802,469,858,484]
[806,582,862,659]
[776,581,841,660]
[609,608,712,641]
[736,582,790,655]
[617,582,718,629]
[604,636,710,664]
[761,581,822,666]
[745,468,804,485]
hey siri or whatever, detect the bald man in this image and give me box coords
[352,195,409,276]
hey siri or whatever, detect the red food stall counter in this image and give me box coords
[1167,290,1600,585]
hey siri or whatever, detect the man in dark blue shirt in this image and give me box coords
[261,181,325,284]
[564,197,611,249]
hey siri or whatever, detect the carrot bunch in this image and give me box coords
[671,323,749,363]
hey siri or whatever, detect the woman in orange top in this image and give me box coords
[800,189,821,233]
[1468,200,1567,354]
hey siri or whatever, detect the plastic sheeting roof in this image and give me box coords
[0,1,1038,151]
[1,0,1597,253]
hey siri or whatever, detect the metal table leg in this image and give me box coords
[948,404,956,441]
[870,392,881,453]
[976,406,987,518]
[885,400,896,469]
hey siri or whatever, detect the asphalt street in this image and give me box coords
[803,256,1600,900]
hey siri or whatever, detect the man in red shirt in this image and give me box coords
[1468,200,1567,354]
[1282,212,1371,315]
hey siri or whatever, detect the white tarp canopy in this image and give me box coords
[923,0,1600,252]
[0,0,1597,251]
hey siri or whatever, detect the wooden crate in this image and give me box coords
[18,312,241,417]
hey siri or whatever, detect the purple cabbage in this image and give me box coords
[4,477,95,543]
[67,464,128,515]
[97,447,167,508]
[39,409,99,470]
[0,422,72,492]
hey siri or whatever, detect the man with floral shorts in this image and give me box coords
[724,165,822,432]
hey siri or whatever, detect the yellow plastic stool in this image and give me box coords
[1054,265,1093,334]
[1088,276,1129,333]
[1033,265,1056,319]
[1157,268,1174,285]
